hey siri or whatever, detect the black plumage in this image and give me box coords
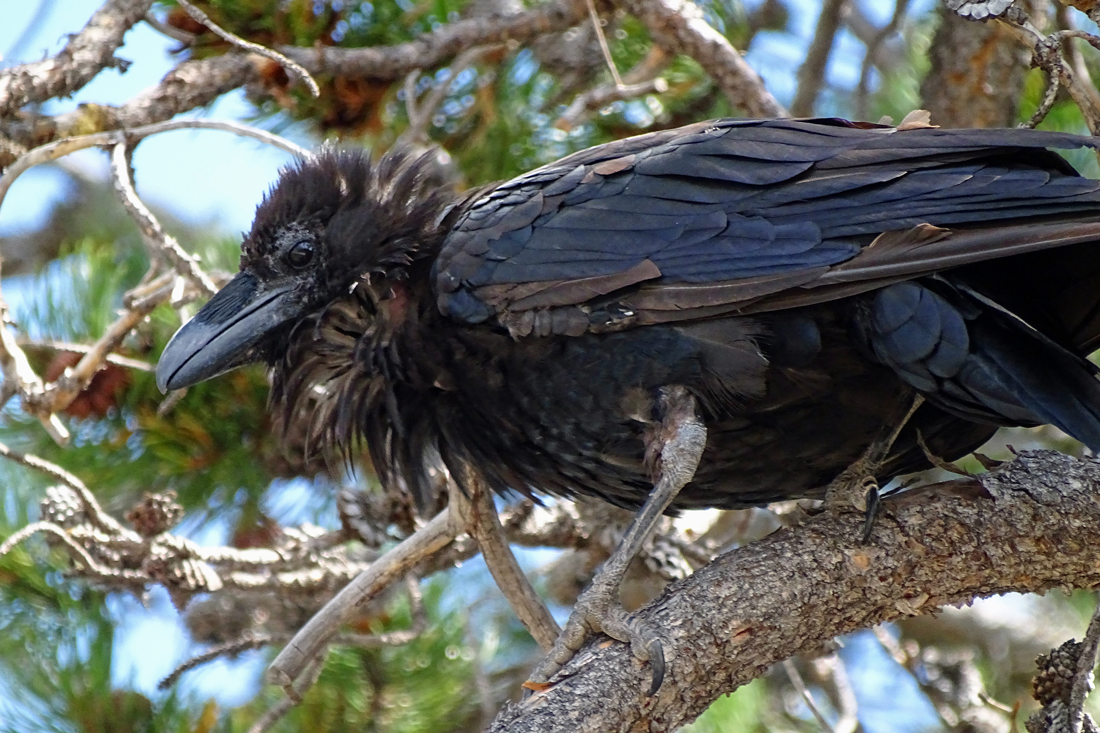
[156,117,1100,688]
[159,118,1100,512]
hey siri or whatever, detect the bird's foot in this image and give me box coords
[824,469,881,542]
[527,570,665,695]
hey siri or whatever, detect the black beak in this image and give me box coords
[156,272,299,393]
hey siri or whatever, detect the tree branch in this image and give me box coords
[791,0,847,117]
[281,0,587,82]
[487,451,1100,732]
[0,0,153,117]
[620,0,786,117]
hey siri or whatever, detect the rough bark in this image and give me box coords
[282,0,587,81]
[920,0,1032,126]
[0,0,154,117]
[489,451,1100,732]
[620,0,787,117]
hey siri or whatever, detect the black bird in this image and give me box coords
[157,118,1100,691]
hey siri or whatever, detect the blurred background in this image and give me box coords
[1,0,1099,730]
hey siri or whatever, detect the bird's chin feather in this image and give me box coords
[269,288,382,466]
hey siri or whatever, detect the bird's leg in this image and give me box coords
[825,393,924,541]
[527,385,706,695]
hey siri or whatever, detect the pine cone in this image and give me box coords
[40,485,86,528]
[126,492,183,537]
[1033,639,1084,706]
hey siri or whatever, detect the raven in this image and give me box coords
[157,118,1100,691]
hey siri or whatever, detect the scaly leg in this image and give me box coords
[825,394,925,540]
[527,386,706,696]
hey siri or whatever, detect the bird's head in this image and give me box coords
[155,146,457,393]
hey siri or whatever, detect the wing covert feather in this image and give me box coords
[433,118,1100,334]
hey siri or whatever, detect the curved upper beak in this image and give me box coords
[156,272,299,393]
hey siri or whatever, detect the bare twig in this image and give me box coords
[0,118,307,214]
[334,575,428,647]
[0,266,63,440]
[620,0,786,117]
[557,45,670,129]
[999,21,1100,135]
[4,0,56,63]
[399,45,499,145]
[1021,69,1062,129]
[791,0,848,117]
[450,468,560,652]
[0,441,126,535]
[15,338,153,372]
[248,658,324,733]
[109,141,218,295]
[142,11,196,45]
[0,0,153,116]
[37,283,168,419]
[854,0,910,121]
[811,654,858,733]
[267,508,460,697]
[557,78,669,129]
[783,658,836,732]
[1068,598,1100,733]
[176,0,319,98]
[159,634,272,690]
[585,0,624,88]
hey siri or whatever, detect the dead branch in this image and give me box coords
[485,452,1100,732]
[176,0,319,98]
[108,141,218,295]
[791,0,848,117]
[0,54,263,162]
[557,64,670,131]
[1007,24,1100,135]
[143,11,196,46]
[621,0,786,117]
[399,45,500,146]
[854,0,910,121]
[282,0,588,82]
[449,468,561,652]
[267,508,460,697]
[0,0,153,117]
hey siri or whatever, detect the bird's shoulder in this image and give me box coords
[431,117,1100,338]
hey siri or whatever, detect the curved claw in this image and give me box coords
[644,636,665,696]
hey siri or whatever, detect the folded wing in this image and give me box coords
[433,118,1100,336]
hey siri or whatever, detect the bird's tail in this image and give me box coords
[862,276,1100,452]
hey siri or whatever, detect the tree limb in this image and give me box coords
[0,0,153,117]
[281,0,587,82]
[620,0,787,117]
[487,451,1100,732]
[791,0,847,117]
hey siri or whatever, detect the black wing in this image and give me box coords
[433,118,1100,337]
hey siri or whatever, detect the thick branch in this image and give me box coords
[0,54,262,160]
[620,0,786,117]
[489,451,1100,732]
[282,0,587,81]
[0,0,153,116]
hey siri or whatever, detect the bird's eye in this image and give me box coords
[286,241,315,269]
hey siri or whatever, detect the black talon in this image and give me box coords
[861,481,882,543]
[646,638,666,696]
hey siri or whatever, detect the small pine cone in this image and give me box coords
[1033,639,1084,705]
[40,485,86,528]
[126,492,183,537]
